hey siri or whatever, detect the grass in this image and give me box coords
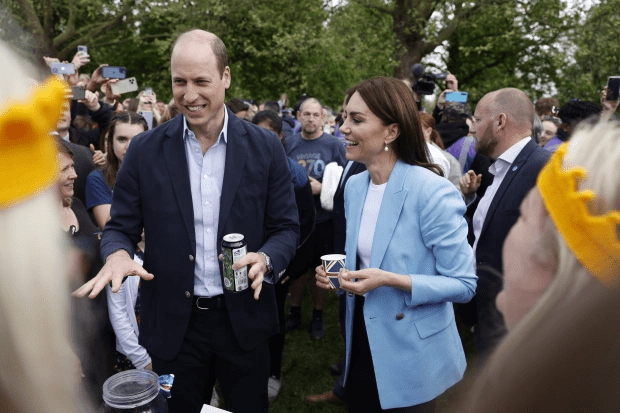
[218,272,479,412]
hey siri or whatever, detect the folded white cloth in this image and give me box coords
[320,161,343,211]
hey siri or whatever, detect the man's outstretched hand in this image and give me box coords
[72,249,154,298]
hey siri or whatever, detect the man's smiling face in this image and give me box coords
[171,37,230,134]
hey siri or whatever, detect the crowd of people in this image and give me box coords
[2,27,620,413]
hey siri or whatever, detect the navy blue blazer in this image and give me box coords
[474,139,551,355]
[100,109,300,359]
[333,161,366,254]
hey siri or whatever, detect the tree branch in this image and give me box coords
[91,34,170,49]
[360,0,393,16]
[15,0,47,48]
[56,2,138,58]
[41,0,54,39]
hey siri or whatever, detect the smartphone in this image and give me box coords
[445,91,468,103]
[77,45,88,54]
[141,111,153,130]
[101,66,127,79]
[143,87,153,96]
[607,77,620,101]
[51,62,75,75]
[110,77,138,95]
[71,86,86,100]
[328,275,341,290]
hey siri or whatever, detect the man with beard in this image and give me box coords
[459,88,550,360]
[284,97,346,340]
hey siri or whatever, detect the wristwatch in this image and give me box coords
[258,252,273,276]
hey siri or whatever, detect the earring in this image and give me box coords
[384,143,389,152]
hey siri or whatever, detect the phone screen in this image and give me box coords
[51,62,75,75]
[71,86,86,100]
[445,91,468,103]
[78,45,88,54]
[607,77,620,101]
[101,66,127,79]
[141,111,154,130]
[144,87,153,96]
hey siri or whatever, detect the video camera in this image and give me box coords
[411,63,448,95]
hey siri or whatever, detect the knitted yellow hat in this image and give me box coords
[537,142,620,283]
[0,77,68,208]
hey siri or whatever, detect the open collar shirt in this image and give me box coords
[472,137,531,264]
[183,109,228,297]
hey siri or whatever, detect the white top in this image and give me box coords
[357,180,387,271]
[472,137,531,262]
[106,255,151,369]
[426,142,451,177]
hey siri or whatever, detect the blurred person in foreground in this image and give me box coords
[73,29,299,413]
[316,77,477,412]
[0,46,80,412]
[461,120,620,412]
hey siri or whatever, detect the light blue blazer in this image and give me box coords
[343,159,477,409]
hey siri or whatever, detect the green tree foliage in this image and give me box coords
[444,0,578,105]
[554,0,620,104]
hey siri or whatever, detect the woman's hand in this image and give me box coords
[315,264,333,290]
[339,268,387,296]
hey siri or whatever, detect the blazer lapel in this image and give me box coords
[480,139,536,238]
[369,160,407,269]
[162,116,196,250]
[344,171,369,270]
[218,108,247,241]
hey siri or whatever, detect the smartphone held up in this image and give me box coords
[51,62,75,75]
[101,66,127,79]
[607,76,620,102]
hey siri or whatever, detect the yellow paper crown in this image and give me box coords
[537,142,620,283]
[0,76,68,209]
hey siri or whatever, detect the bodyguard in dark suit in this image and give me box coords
[460,88,551,360]
[74,30,299,413]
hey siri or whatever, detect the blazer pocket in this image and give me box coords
[415,309,452,339]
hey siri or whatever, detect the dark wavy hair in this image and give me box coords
[350,77,442,176]
[103,111,147,189]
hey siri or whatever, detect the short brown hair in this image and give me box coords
[172,29,228,77]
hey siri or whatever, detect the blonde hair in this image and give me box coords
[463,120,620,410]
[0,41,79,412]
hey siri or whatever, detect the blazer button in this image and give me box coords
[185,291,191,298]
[189,255,195,262]
[396,313,405,320]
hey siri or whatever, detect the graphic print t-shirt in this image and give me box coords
[285,133,347,223]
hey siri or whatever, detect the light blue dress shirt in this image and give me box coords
[182,110,228,297]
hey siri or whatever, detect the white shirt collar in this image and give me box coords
[182,106,228,144]
[498,136,531,164]
[489,137,531,176]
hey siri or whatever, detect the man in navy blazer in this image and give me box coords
[74,30,299,413]
[460,88,551,360]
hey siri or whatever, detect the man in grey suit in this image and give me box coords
[460,88,551,360]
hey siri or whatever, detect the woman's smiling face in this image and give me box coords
[340,92,393,164]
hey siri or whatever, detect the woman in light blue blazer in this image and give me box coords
[316,77,477,412]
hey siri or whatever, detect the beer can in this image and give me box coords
[222,233,249,292]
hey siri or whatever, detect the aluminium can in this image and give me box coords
[222,233,249,292]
